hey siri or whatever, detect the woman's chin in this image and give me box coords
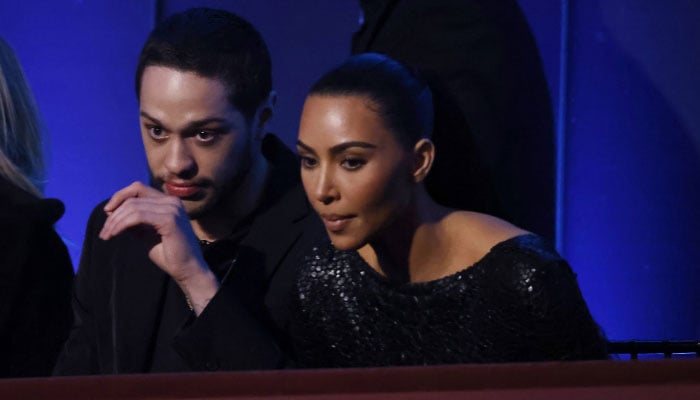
[329,235,365,251]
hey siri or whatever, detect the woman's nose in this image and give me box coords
[313,168,339,205]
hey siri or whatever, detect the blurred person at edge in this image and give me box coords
[0,36,73,378]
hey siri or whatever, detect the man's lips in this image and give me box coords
[320,213,355,233]
[164,182,203,198]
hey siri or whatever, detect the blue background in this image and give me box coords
[1,0,698,342]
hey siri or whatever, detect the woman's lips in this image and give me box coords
[321,214,354,233]
[164,182,202,198]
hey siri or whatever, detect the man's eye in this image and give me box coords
[148,126,166,140]
[300,156,318,169]
[341,158,366,170]
[196,130,218,142]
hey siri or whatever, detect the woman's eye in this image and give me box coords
[341,158,366,170]
[300,156,318,169]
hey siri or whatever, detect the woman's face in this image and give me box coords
[297,95,414,250]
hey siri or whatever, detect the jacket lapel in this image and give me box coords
[112,234,168,373]
[241,183,312,280]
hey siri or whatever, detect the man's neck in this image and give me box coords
[192,153,270,242]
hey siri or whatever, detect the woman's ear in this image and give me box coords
[253,91,277,140]
[412,138,435,183]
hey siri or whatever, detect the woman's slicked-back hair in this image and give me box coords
[308,53,433,147]
[0,37,45,197]
[135,8,272,122]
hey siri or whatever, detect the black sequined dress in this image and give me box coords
[291,234,607,368]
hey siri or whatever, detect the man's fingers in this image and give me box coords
[103,181,163,213]
[99,197,179,240]
[100,207,170,240]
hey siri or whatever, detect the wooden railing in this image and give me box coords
[1,358,699,399]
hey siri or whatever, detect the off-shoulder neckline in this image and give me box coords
[345,233,548,289]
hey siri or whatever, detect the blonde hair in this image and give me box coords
[0,37,45,197]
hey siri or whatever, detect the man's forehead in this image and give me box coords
[140,65,241,108]
[141,66,227,92]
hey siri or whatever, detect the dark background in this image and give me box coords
[1,0,698,343]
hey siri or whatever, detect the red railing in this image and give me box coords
[1,358,699,399]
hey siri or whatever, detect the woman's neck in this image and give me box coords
[358,189,451,283]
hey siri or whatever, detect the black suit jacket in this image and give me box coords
[0,176,73,377]
[54,135,324,374]
[353,0,555,239]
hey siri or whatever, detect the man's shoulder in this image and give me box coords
[255,134,315,229]
[240,173,324,279]
[88,199,109,219]
[249,180,322,244]
[82,199,110,237]
[0,175,66,225]
[82,198,139,258]
[262,134,298,170]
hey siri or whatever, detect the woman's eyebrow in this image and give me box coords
[329,141,377,155]
[297,140,377,155]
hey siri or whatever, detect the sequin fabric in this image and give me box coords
[291,234,607,368]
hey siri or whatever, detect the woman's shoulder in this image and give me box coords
[448,210,526,236]
[467,232,578,302]
[480,233,567,273]
[442,211,531,265]
[0,175,64,224]
[442,211,572,278]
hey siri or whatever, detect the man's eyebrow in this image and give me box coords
[139,111,230,129]
[187,117,230,129]
[139,111,163,126]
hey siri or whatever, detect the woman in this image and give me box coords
[0,37,73,377]
[291,53,606,368]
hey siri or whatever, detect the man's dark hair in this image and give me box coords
[135,8,272,121]
[308,53,433,148]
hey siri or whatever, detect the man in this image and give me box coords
[54,8,323,374]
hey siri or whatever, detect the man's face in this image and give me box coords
[139,66,255,219]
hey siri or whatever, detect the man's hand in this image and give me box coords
[99,181,219,315]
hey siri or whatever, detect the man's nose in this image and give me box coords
[164,139,196,177]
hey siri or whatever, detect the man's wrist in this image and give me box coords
[177,267,220,316]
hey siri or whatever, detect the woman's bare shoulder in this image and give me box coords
[443,211,530,261]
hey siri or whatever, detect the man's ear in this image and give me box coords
[253,90,277,140]
[412,138,435,183]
